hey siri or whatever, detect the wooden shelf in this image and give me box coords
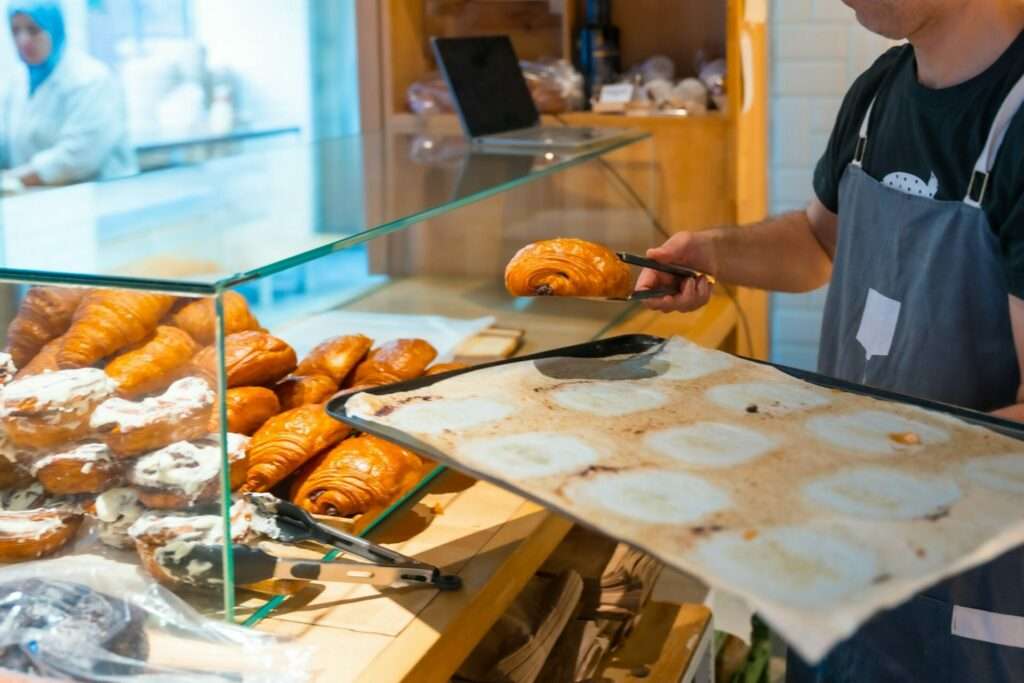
[596,602,713,683]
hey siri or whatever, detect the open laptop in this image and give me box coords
[431,35,627,149]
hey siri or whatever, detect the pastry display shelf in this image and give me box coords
[0,129,648,294]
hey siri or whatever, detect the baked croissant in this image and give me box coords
[104,326,198,398]
[425,361,467,376]
[171,291,262,345]
[192,331,297,388]
[347,339,438,389]
[274,374,338,410]
[58,290,176,368]
[15,334,65,379]
[294,334,373,384]
[242,403,350,492]
[209,386,281,435]
[5,286,87,368]
[290,434,424,517]
[504,238,633,298]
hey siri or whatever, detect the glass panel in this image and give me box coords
[0,131,650,293]
[234,142,662,621]
[0,283,233,616]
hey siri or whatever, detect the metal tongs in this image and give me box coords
[577,252,712,302]
[161,494,462,591]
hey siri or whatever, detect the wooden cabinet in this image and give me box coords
[356,0,770,359]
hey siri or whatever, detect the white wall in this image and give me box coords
[769,1,895,369]
[193,0,313,136]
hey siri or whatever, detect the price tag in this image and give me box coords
[598,83,635,104]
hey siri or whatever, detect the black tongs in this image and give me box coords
[161,494,462,591]
[573,252,712,302]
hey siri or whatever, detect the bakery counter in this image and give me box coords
[244,289,737,682]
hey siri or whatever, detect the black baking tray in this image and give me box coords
[328,334,1024,450]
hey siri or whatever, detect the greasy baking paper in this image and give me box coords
[346,337,1024,661]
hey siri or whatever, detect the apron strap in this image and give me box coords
[852,96,878,168]
[965,72,1024,207]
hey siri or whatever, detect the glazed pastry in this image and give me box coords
[294,334,372,384]
[129,498,275,588]
[171,290,262,345]
[90,377,214,457]
[5,286,87,368]
[1,368,116,449]
[209,386,280,436]
[347,339,437,389]
[425,361,467,376]
[274,374,338,410]
[0,436,30,490]
[0,482,47,511]
[128,434,250,508]
[192,330,297,388]
[58,290,176,368]
[15,335,65,378]
[504,238,633,298]
[291,434,424,517]
[104,326,198,398]
[0,353,15,386]
[88,487,146,549]
[0,508,82,561]
[30,442,122,495]
[242,403,351,492]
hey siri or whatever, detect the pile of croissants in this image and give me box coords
[0,285,461,574]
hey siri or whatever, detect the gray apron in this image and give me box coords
[788,75,1024,682]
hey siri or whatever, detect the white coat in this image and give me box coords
[0,49,136,184]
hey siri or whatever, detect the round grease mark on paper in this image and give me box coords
[804,468,961,520]
[645,422,778,468]
[694,527,878,607]
[657,340,735,381]
[386,397,515,434]
[963,454,1024,494]
[806,411,949,455]
[707,382,831,416]
[456,433,600,479]
[564,470,730,525]
[551,382,668,417]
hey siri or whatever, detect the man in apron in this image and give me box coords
[636,1,1024,680]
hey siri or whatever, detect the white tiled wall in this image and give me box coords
[769,1,894,369]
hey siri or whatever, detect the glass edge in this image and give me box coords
[215,131,653,287]
[214,292,237,619]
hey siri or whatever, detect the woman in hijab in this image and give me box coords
[1,0,136,189]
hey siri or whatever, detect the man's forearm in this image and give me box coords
[706,210,834,293]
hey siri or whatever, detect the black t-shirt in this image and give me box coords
[814,30,1024,297]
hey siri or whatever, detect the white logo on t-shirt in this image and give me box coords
[883,171,938,199]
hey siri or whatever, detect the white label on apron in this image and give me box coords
[856,288,902,361]
[952,605,1024,649]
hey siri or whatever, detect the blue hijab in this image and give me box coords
[8,0,66,95]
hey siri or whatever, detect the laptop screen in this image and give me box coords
[432,36,540,139]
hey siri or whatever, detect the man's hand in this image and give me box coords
[635,231,717,313]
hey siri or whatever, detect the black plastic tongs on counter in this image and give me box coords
[161,494,462,591]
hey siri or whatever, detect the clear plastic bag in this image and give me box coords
[0,555,314,683]
[406,60,584,117]
[407,71,456,116]
[519,59,584,113]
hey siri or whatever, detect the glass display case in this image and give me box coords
[0,129,657,621]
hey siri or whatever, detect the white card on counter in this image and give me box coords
[599,83,634,104]
[856,288,902,360]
